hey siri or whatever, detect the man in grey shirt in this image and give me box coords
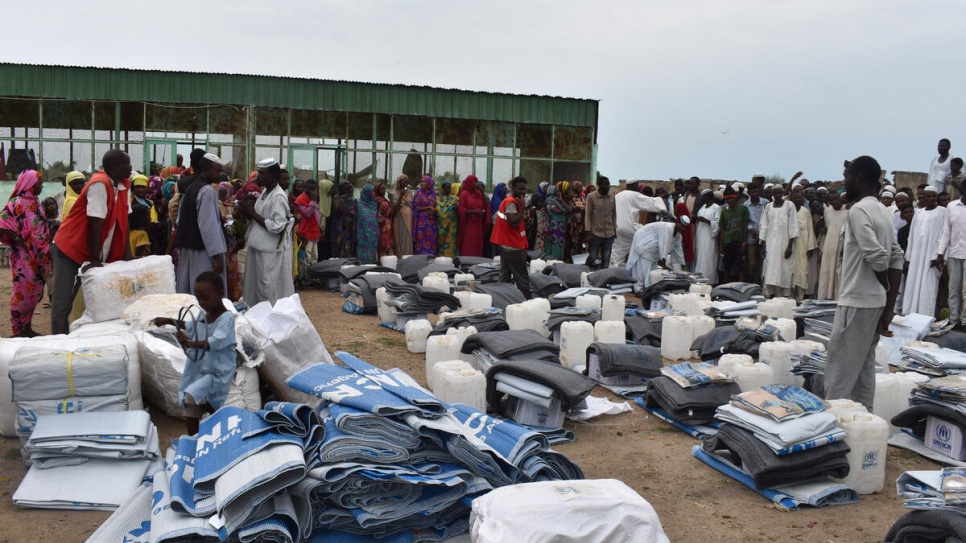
[823,156,904,410]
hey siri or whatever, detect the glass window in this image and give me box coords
[519,160,552,191]
[435,118,476,154]
[41,141,71,178]
[118,102,144,133]
[255,107,289,140]
[553,126,593,162]
[552,161,592,185]
[42,100,90,131]
[0,98,40,129]
[492,158,514,187]
[348,113,372,141]
[392,115,433,151]
[145,104,206,134]
[518,124,553,159]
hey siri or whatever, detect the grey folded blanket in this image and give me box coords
[416,263,461,281]
[394,254,435,283]
[307,258,360,278]
[638,279,691,304]
[884,509,966,543]
[644,376,740,426]
[456,256,492,270]
[384,282,460,313]
[585,343,663,377]
[711,282,763,302]
[486,359,596,410]
[587,268,637,288]
[932,331,966,352]
[530,273,568,297]
[474,282,527,309]
[340,265,396,281]
[690,326,764,361]
[429,311,508,336]
[350,275,405,313]
[469,264,501,283]
[461,330,559,361]
[546,263,590,288]
[624,315,663,347]
[892,404,966,438]
[546,307,600,333]
[703,423,851,489]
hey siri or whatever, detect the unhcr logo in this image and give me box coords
[932,424,953,452]
[862,451,878,470]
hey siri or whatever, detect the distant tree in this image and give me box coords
[765,173,785,186]
[43,159,75,183]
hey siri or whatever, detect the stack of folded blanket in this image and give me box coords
[462,330,560,373]
[384,282,460,313]
[586,268,637,292]
[642,363,740,426]
[530,273,568,297]
[430,308,507,336]
[546,307,601,338]
[888,469,966,542]
[893,374,966,444]
[486,359,596,415]
[624,314,663,347]
[545,263,590,288]
[703,384,851,489]
[473,282,527,310]
[584,343,663,398]
[690,326,766,362]
[711,282,763,303]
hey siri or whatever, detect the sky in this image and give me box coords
[7,0,963,182]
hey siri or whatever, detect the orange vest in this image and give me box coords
[490,195,528,249]
[54,171,130,264]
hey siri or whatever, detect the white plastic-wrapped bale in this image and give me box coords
[121,293,197,328]
[245,294,331,406]
[135,328,262,418]
[470,479,671,543]
[9,344,129,401]
[0,333,143,436]
[78,255,176,324]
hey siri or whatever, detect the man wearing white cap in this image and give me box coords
[237,158,295,306]
[880,186,897,215]
[903,185,946,317]
[626,216,689,291]
[174,152,228,294]
[693,189,720,284]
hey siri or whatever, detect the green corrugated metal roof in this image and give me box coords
[0,63,598,128]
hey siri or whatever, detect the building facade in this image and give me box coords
[0,64,598,189]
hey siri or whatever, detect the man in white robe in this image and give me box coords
[693,189,721,284]
[790,187,817,301]
[626,217,689,291]
[610,179,668,267]
[902,186,946,317]
[927,138,952,192]
[817,191,849,300]
[759,190,799,297]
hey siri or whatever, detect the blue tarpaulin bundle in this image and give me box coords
[87,351,583,543]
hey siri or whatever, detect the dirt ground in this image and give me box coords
[0,275,942,543]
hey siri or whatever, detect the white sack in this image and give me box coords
[121,293,197,328]
[0,333,143,436]
[245,294,331,406]
[79,255,176,324]
[9,344,129,401]
[470,479,670,543]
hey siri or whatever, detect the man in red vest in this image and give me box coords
[490,176,532,299]
[51,149,133,334]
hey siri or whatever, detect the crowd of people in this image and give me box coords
[1,139,964,348]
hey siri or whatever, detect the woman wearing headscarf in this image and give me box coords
[544,184,571,260]
[330,181,357,258]
[538,182,550,199]
[317,178,335,260]
[436,181,459,258]
[413,175,438,255]
[0,171,50,337]
[490,182,508,217]
[391,175,414,257]
[217,182,234,222]
[145,175,167,254]
[568,181,586,258]
[60,171,86,221]
[374,182,394,259]
[674,201,695,268]
[130,174,158,223]
[527,192,548,252]
[356,184,379,264]
[229,182,261,291]
[457,175,488,257]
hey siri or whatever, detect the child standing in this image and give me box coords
[128,203,152,258]
[151,271,236,435]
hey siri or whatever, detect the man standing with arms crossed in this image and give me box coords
[584,176,616,270]
[490,176,532,299]
[824,156,904,410]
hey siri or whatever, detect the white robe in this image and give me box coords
[902,206,946,316]
[817,207,848,300]
[626,222,678,289]
[759,201,799,290]
[694,203,720,284]
[794,205,817,291]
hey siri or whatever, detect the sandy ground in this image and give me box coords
[0,274,943,543]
